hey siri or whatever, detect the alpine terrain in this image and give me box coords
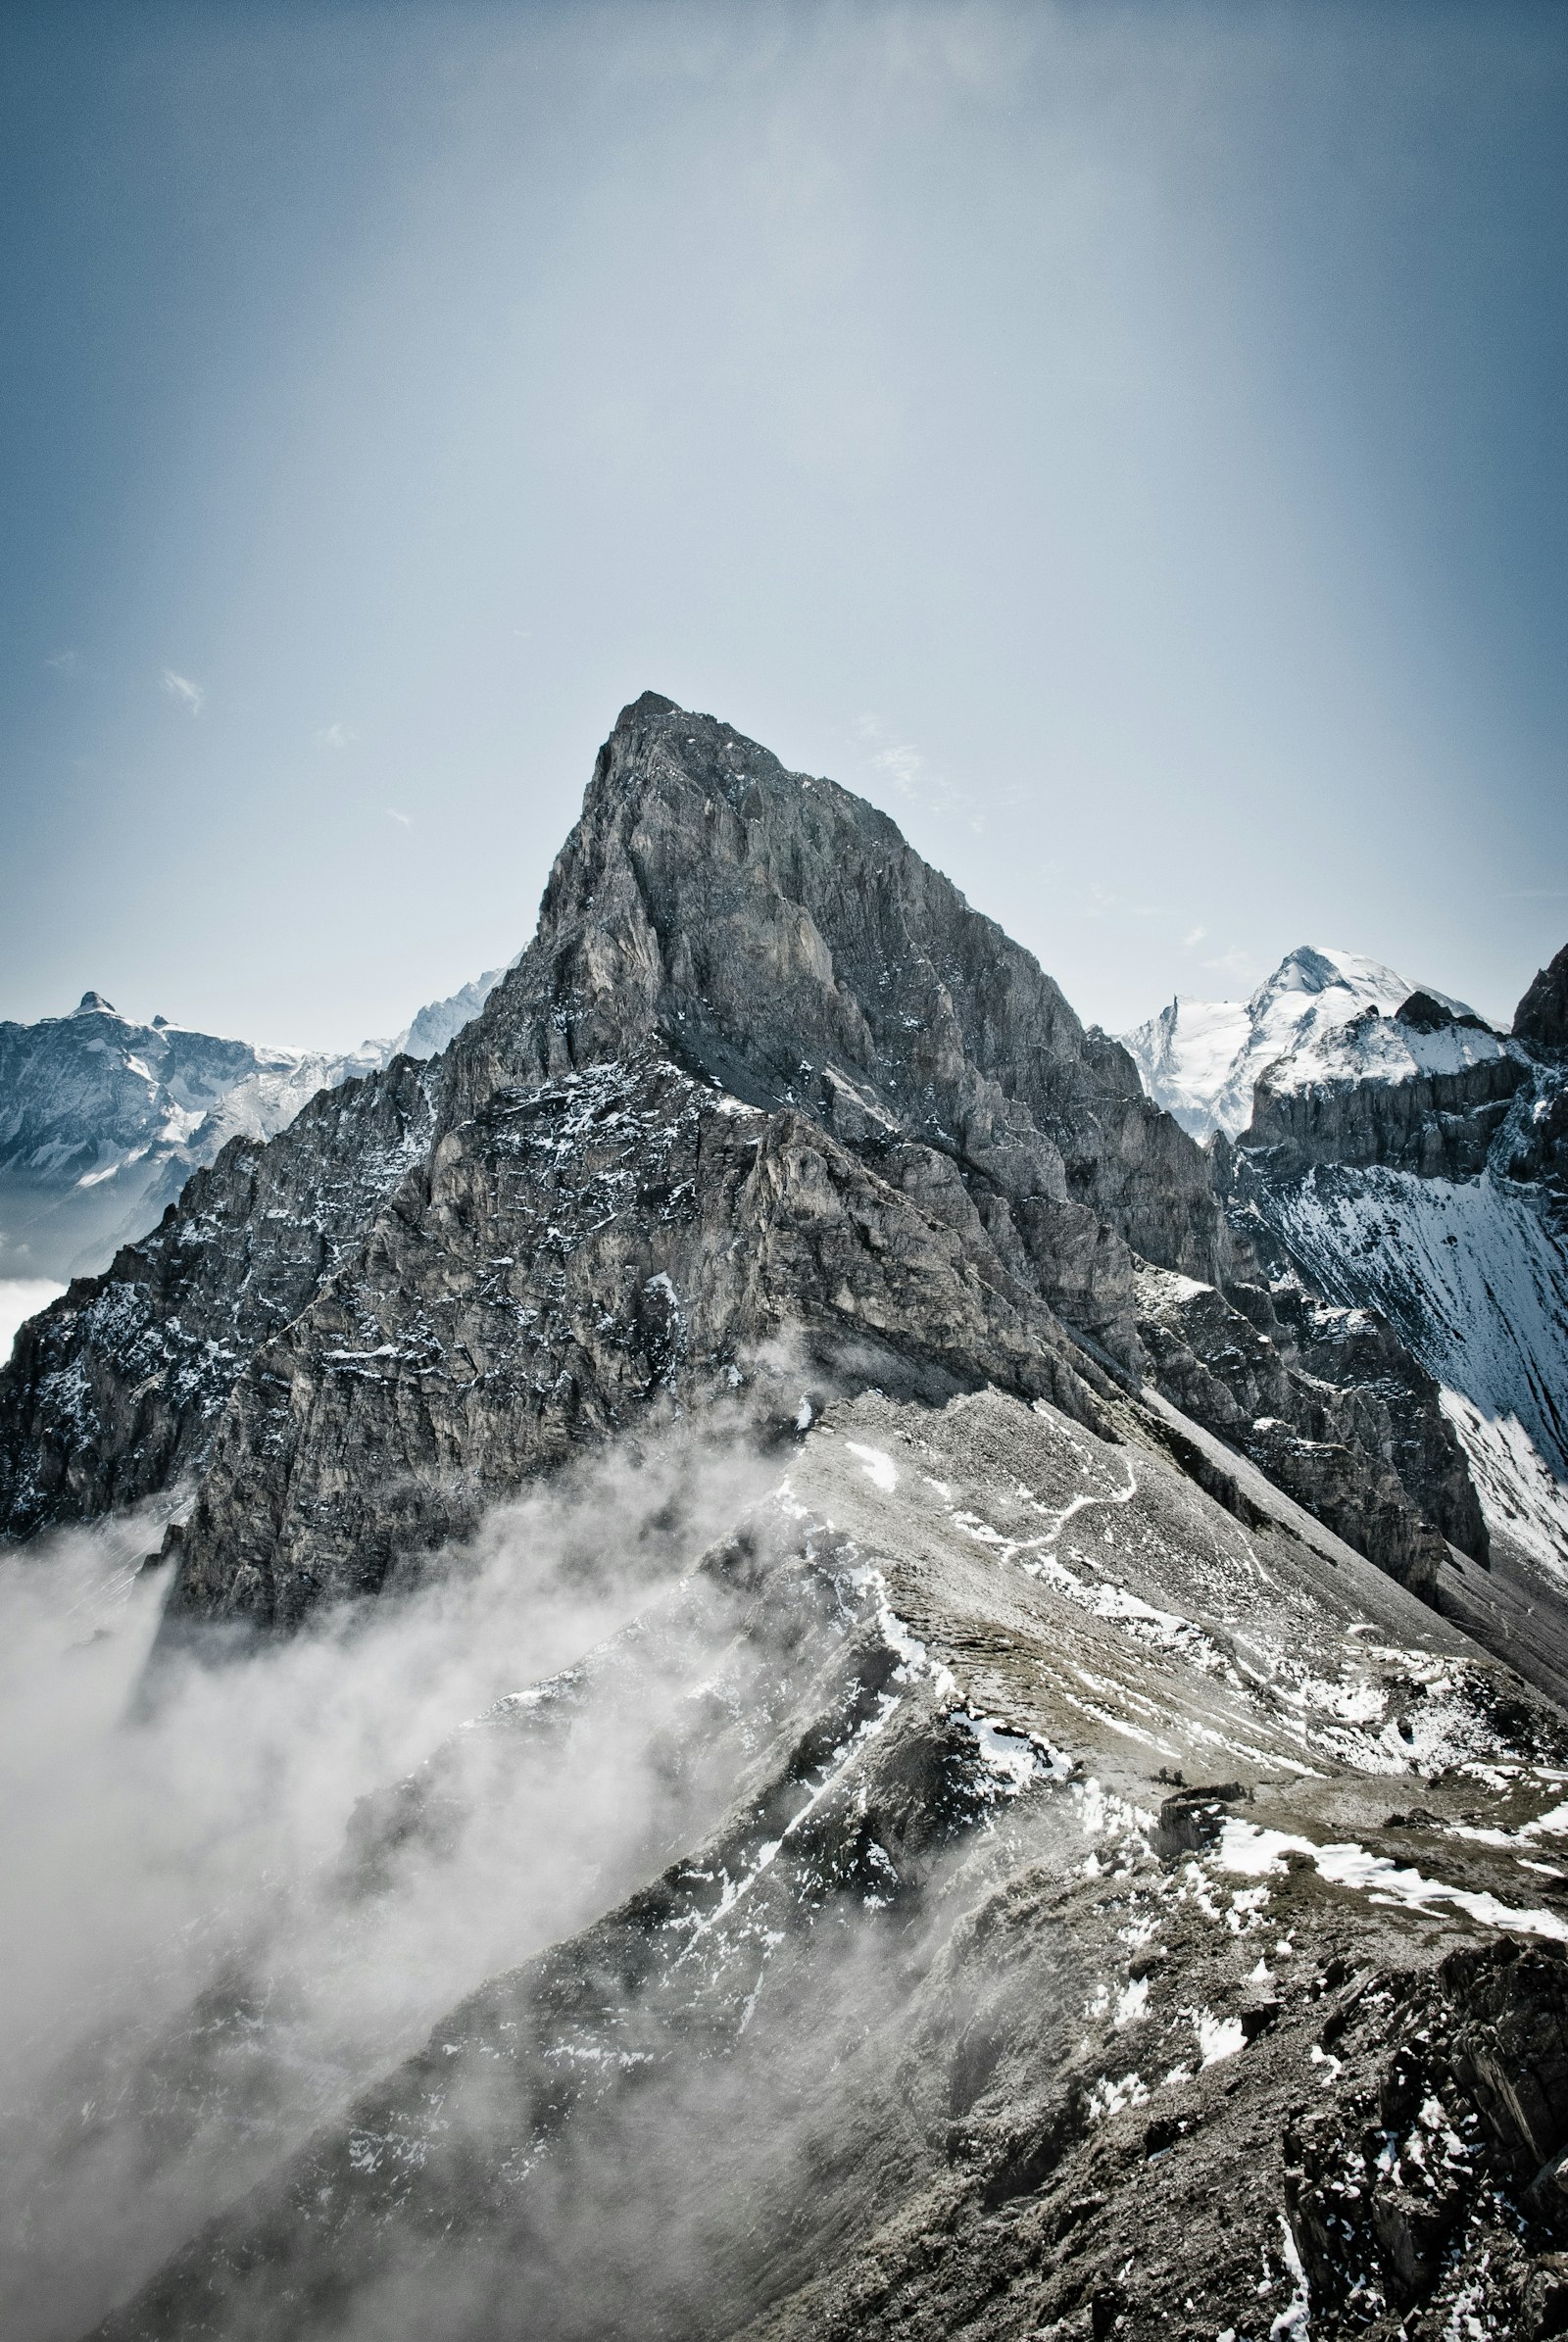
[0,971,505,1284]
[4,695,1568,2342]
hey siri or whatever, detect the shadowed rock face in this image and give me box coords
[0,696,1486,1632]
[1243,1041,1529,1182]
[1517,943,1568,1056]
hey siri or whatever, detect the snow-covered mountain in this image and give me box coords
[0,969,504,1282]
[1125,941,1568,1579]
[1122,943,1506,1140]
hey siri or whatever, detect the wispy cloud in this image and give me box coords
[386,808,413,829]
[1182,925,1206,949]
[316,721,357,751]
[160,669,204,715]
[45,648,80,675]
[872,744,924,792]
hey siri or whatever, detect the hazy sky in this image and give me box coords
[3,0,1565,1050]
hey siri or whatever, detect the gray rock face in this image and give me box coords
[0,1059,437,1536]
[446,692,1229,1322]
[1517,942,1568,1055]
[1134,1263,1480,1599]
[161,1052,1107,1632]
[1244,1033,1529,1181]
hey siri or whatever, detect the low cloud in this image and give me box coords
[160,669,204,715]
[45,648,79,675]
[386,807,413,828]
[1182,925,1206,949]
[0,1419,783,2337]
[316,721,357,751]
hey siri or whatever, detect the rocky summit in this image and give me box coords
[4,695,1568,2342]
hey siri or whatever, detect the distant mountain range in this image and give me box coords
[0,970,504,1281]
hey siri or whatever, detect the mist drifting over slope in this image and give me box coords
[0,1419,786,2340]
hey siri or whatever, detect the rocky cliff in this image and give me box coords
[1517,942,1568,1056]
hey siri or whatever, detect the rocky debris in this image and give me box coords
[1518,944,1568,1056]
[1281,1938,1568,2333]
[1152,1781,1248,1860]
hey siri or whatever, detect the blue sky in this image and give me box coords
[3,0,1565,1049]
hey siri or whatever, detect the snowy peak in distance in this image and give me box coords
[0,966,505,1282]
[1122,942,1506,1139]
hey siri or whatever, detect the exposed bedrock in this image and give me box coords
[0,1059,437,1536]
[1516,941,1568,1057]
[1244,1046,1530,1181]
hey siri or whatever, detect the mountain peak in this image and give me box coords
[613,688,680,728]
[1122,942,1494,1138]
[73,990,117,1016]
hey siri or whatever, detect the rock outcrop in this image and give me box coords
[1517,942,1568,1056]
[0,1058,438,1535]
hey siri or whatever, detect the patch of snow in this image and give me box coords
[1218,1818,1568,1940]
[1087,2071,1150,2121]
[845,1440,898,1492]
[954,1710,1071,1796]
[1270,2212,1311,2339]
[1113,1976,1151,2028]
[1195,2009,1247,2066]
